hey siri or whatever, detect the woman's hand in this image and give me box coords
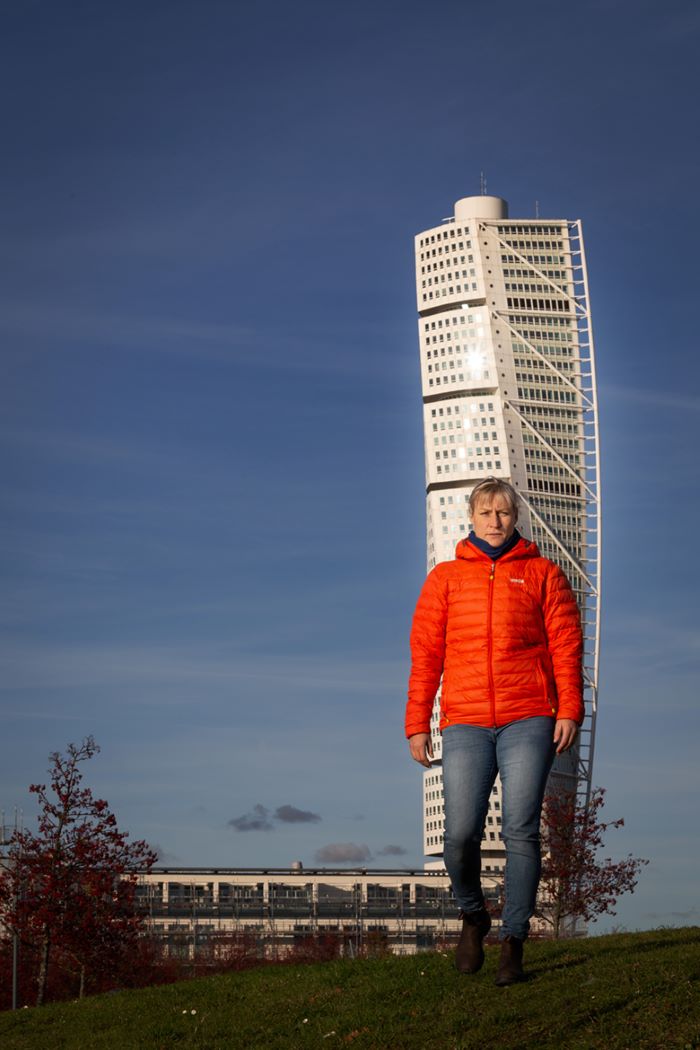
[409,732,434,768]
[553,719,578,753]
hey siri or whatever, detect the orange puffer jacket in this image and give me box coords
[405,537,584,736]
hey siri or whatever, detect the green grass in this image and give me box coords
[1,929,699,1049]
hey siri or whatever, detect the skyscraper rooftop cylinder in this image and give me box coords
[454,196,509,221]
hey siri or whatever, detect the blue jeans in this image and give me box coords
[442,716,556,940]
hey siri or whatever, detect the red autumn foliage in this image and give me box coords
[0,739,390,1010]
[536,786,649,937]
[0,737,157,1006]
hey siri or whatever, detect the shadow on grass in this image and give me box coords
[563,930,700,962]
[525,954,588,979]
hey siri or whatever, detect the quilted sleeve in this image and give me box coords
[405,567,448,737]
[542,562,584,724]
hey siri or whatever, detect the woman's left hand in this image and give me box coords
[553,719,578,753]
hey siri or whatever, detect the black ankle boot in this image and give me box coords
[455,908,491,974]
[495,935,525,986]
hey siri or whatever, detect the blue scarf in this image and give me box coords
[468,528,521,561]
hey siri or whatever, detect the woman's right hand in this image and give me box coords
[409,733,434,768]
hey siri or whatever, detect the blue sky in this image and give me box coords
[1,0,699,932]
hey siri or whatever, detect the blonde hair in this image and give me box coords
[468,477,519,520]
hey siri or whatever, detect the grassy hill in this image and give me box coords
[0,928,698,1049]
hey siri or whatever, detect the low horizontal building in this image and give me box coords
[136,865,506,957]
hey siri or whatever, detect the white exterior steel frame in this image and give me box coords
[413,196,601,861]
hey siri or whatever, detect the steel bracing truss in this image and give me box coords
[481,218,601,811]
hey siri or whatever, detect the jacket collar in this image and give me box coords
[455,535,539,564]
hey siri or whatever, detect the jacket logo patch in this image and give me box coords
[510,578,525,584]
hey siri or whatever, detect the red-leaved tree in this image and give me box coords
[0,737,157,1005]
[536,786,648,938]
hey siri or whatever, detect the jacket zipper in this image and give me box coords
[487,560,496,725]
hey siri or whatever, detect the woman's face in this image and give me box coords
[472,494,516,546]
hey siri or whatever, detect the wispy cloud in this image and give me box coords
[314,843,372,864]
[601,384,700,414]
[644,907,700,921]
[1,424,179,472]
[151,843,181,865]
[659,6,700,39]
[0,640,402,697]
[0,300,385,378]
[604,614,700,692]
[595,757,700,798]
[377,844,407,857]
[228,803,322,832]
[228,804,273,832]
[0,301,257,360]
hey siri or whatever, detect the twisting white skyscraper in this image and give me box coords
[414,194,601,870]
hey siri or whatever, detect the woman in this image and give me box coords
[405,477,583,985]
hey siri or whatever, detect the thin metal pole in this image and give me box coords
[12,932,18,1010]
